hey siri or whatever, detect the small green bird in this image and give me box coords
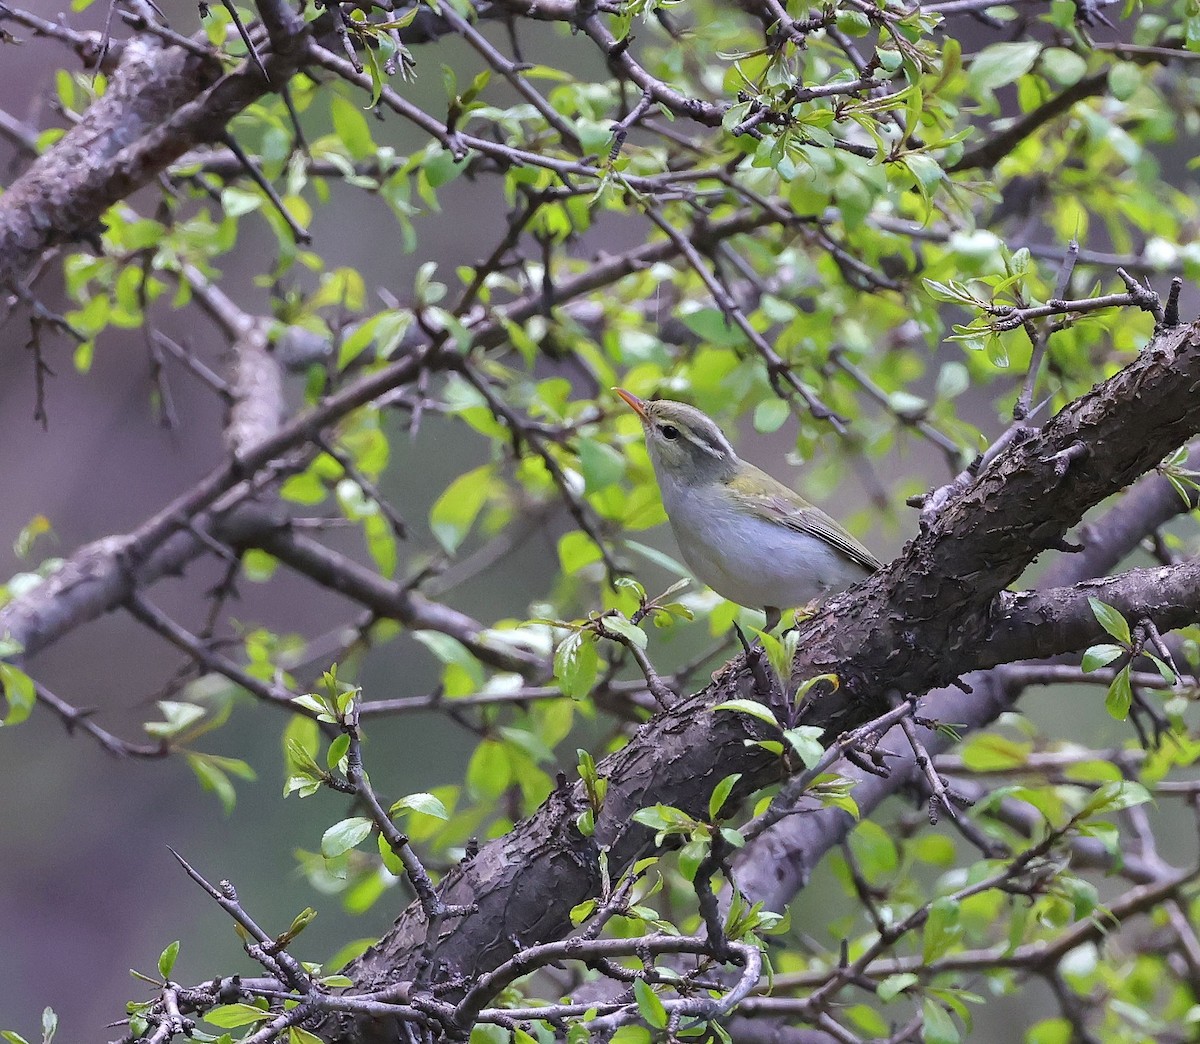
[616,389,882,631]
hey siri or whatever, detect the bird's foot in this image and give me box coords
[788,600,822,629]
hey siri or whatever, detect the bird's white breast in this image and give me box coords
[656,471,868,611]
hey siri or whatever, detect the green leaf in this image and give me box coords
[471,1025,512,1044]
[679,307,745,347]
[291,692,331,718]
[902,153,944,210]
[603,615,647,650]
[389,792,450,820]
[286,732,323,775]
[570,898,597,925]
[1081,644,1124,672]
[877,972,918,1001]
[377,832,405,874]
[753,398,789,433]
[326,733,350,770]
[13,514,52,561]
[1062,875,1098,920]
[959,734,1030,771]
[555,630,600,700]
[846,1004,889,1036]
[1079,779,1151,817]
[1088,597,1131,645]
[756,628,797,682]
[783,726,825,769]
[1147,653,1177,686]
[713,699,779,727]
[850,820,898,879]
[1026,1018,1072,1044]
[424,147,468,189]
[678,837,709,880]
[614,575,646,599]
[157,940,180,979]
[1104,664,1133,721]
[720,826,745,849]
[330,94,374,161]
[282,907,317,943]
[559,531,603,575]
[633,978,668,1029]
[309,267,364,312]
[922,895,961,962]
[578,437,626,492]
[280,470,327,506]
[967,41,1041,94]
[466,739,511,799]
[709,773,741,820]
[363,512,397,578]
[143,700,206,739]
[835,9,871,35]
[498,724,555,764]
[632,804,699,838]
[204,1004,271,1028]
[338,309,413,368]
[577,748,598,787]
[187,754,237,814]
[429,464,493,554]
[241,548,278,581]
[923,999,960,1044]
[320,817,374,858]
[1108,61,1140,101]
[0,662,35,726]
[285,774,323,799]
[1041,47,1086,86]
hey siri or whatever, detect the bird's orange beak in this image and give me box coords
[614,387,649,421]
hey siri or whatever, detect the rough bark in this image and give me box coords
[0,16,307,292]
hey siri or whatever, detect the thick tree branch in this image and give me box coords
[986,560,1200,662]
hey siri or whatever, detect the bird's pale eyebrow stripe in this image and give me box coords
[683,426,728,459]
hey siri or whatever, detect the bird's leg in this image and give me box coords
[763,606,781,633]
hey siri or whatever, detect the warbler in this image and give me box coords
[616,389,881,630]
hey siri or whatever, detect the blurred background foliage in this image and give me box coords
[2,0,1200,1037]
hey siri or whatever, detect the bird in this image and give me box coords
[615,389,882,631]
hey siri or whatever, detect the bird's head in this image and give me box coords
[614,389,738,486]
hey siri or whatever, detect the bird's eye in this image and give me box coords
[659,424,680,441]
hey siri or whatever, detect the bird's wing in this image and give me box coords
[727,471,883,574]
